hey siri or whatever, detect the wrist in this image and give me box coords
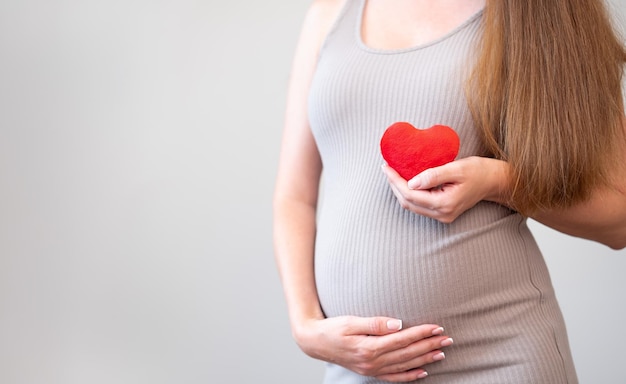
[482,158,513,206]
[290,310,325,340]
[290,314,329,360]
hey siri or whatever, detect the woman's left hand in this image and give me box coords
[382,156,511,223]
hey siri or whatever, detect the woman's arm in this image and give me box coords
[273,0,328,338]
[381,156,507,225]
[528,136,626,250]
[530,186,626,250]
[273,0,452,381]
[382,130,626,249]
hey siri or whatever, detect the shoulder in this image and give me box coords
[306,0,347,20]
[300,0,349,47]
[289,0,349,76]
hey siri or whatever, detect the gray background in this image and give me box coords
[0,1,625,383]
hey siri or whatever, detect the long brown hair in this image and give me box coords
[468,0,626,215]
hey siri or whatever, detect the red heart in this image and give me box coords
[380,122,460,180]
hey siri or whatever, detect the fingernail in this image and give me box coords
[432,327,444,335]
[433,352,446,361]
[441,337,454,347]
[386,319,402,330]
[417,371,428,379]
[408,176,421,189]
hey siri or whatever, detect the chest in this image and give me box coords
[360,0,485,50]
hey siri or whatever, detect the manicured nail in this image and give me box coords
[440,337,454,347]
[433,352,446,361]
[387,319,403,330]
[432,327,444,335]
[408,176,421,189]
[417,371,428,379]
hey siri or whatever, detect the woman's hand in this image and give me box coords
[293,316,453,382]
[382,156,511,223]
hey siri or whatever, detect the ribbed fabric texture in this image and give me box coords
[308,1,578,383]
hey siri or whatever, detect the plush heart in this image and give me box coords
[380,122,460,180]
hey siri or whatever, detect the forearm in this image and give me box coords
[533,135,626,249]
[531,186,626,250]
[273,198,325,334]
[484,158,626,249]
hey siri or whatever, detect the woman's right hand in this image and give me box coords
[293,316,453,382]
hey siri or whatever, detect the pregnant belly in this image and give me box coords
[313,205,575,383]
[314,206,549,327]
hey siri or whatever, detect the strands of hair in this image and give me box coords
[468,0,626,215]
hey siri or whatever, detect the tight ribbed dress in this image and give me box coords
[308,0,579,383]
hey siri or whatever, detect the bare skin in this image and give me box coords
[361,0,485,50]
[273,0,484,381]
[382,148,626,249]
[276,0,625,382]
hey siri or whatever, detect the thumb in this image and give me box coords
[345,316,403,336]
[408,166,447,190]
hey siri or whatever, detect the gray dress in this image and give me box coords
[308,1,579,383]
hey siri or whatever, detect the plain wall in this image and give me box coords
[0,1,624,383]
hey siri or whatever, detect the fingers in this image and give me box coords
[382,162,475,223]
[372,323,447,351]
[371,329,454,381]
[345,315,435,336]
[342,316,402,336]
[375,368,429,382]
[329,317,453,378]
[408,167,443,190]
[374,349,445,382]
[383,164,449,207]
[381,162,458,191]
[385,171,448,217]
[357,323,451,365]
[376,334,454,374]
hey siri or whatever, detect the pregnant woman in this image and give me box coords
[273,0,626,382]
